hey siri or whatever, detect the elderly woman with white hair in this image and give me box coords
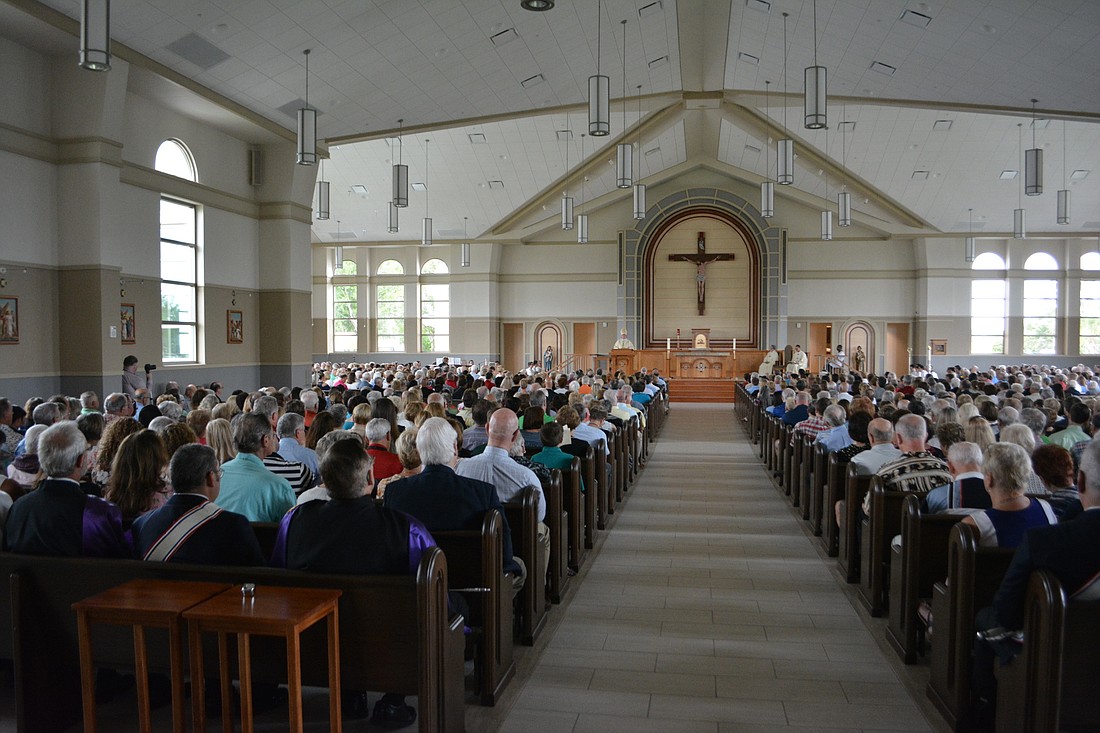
[963,442,1056,548]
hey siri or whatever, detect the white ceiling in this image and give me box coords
[9,0,1100,241]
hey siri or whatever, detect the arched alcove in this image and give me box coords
[534,320,564,370]
[844,320,875,373]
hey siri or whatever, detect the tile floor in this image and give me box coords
[481,403,946,733]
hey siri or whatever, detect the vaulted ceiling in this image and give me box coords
[8,0,1100,244]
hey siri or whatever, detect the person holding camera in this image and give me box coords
[122,355,155,397]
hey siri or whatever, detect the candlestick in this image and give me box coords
[666,338,670,351]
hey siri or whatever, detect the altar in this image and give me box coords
[671,351,736,378]
[607,346,764,379]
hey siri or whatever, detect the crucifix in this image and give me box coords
[668,231,735,316]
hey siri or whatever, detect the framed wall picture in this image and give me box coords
[0,296,18,344]
[120,303,136,345]
[930,339,948,355]
[227,309,243,344]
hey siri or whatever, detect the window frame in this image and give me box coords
[160,196,200,363]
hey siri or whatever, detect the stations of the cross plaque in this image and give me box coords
[668,231,735,316]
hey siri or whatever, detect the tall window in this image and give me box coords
[160,198,198,362]
[333,259,357,352]
[1081,253,1100,354]
[1023,252,1058,355]
[971,252,1006,355]
[420,259,449,352]
[376,259,404,352]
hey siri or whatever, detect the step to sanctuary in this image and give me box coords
[667,377,737,403]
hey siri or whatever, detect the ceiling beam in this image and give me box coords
[677,0,732,92]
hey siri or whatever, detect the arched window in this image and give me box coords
[421,258,448,275]
[160,198,199,362]
[334,259,357,276]
[376,260,404,351]
[154,139,197,181]
[333,284,357,352]
[1082,254,1100,353]
[1023,251,1059,354]
[419,259,449,352]
[971,253,1006,355]
[377,259,404,275]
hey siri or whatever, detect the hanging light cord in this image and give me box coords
[424,138,429,213]
[812,0,819,66]
[1018,123,1023,208]
[765,80,771,181]
[782,13,789,134]
[596,0,602,76]
[621,20,627,134]
[1062,119,1067,188]
[1031,99,1038,150]
[397,118,403,166]
[304,50,309,107]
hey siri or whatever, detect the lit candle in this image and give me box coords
[667,338,670,350]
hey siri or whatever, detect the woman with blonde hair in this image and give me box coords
[376,429,421,498]
[965,416,996,453]
[963,442,1056,548]
[205,418,237,464]
[105,430,170,521]
[350,403,371,439]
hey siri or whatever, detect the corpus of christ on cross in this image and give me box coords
[668,231,735,316]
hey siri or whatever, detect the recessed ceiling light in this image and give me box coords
[488,180,505,189]
[737,52,759,65]
[350,185,368,195]
[644,146,661,156]
[411,182,427,191]
[490,28,518,46]
[520,73,545,89]
[980,24,996,34]
[837,121,856,132]
[1071,169,1090,180]
[521,0,554,11]
[385,136,400,146]
[1031,118,1050,130]
[555,130,573,142]
[648,56,669,69]
[746,0,771,12]
[899,9,932,28]
[744,143,761,154]
[911,170,929,180]
[638,1,663,17]
[999,170,1018,180]
[870,61,897,76]
[468,133,487,144]
[932,119,952,131]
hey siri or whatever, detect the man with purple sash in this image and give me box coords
[4,421,128,558]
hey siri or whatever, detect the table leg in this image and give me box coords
[237,633,253,733]
[188,620,205,733]
[76,611,97,733]
[218,632,233,733]
[168,619,186,733]
[327,610,341,733]
[133,624,151,733]
[286,630,302,733]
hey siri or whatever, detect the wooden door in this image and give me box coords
[573,323,596,372]
[503,323,524,373]
[886,323,910,376]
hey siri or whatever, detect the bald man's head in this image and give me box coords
[867,418,894,446]
[487,408,520,449]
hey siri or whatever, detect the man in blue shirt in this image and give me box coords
[215,413,295,522]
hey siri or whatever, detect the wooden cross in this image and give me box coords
[668,232,735,316]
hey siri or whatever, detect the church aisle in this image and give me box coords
[494,404,938,733]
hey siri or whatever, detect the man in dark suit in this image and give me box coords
[4,421,129,558]
[384,416,524,583]
[971,437,1100,728]
[131,443,265,566]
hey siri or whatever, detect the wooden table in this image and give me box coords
[182,585,342,733]
[72,580,231,733]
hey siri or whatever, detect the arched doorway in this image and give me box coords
[534,321,563,372]
[844,320,875,374]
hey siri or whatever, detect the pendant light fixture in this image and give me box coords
[388,201,399,233]
[393,119,408,207]
[333,219,342,274]
[615,19,632,188]
[577,135,589,243]
[633,84,646,220]
[777,13,794,185]
[1057,120,1070,225]
[316,158,330,220]
[804,0,827,130]
[838,109,851,227]
[561,114,574,230]
[80,0,111,71]
[297,49,316,166]
[760,80,775,218]
[1014,123,1026,239]
[461,216,471,268]
[421,138,431,246]
[965,208,976,263]
[821,130,832,241]
[1025,99,1042,196]
[589,0,609,136]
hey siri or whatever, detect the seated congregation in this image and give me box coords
[0,358,666,731]
[738,360,1100,733]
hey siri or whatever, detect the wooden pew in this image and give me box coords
[434,510,514,706]
[808,442,829,536]
[0,549,465,733]
[563,441,597,549]
[797,433,814,520]
[541,469,571,604]
[502,486,546,646]
[927,523,1015,730]
[994,570,1100,733]
[785,425,801,506]
[559,458,585,574]
[838,470,872,583]
[885,495,966,663]
[593,438,610,529]
[858,478,909,617]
